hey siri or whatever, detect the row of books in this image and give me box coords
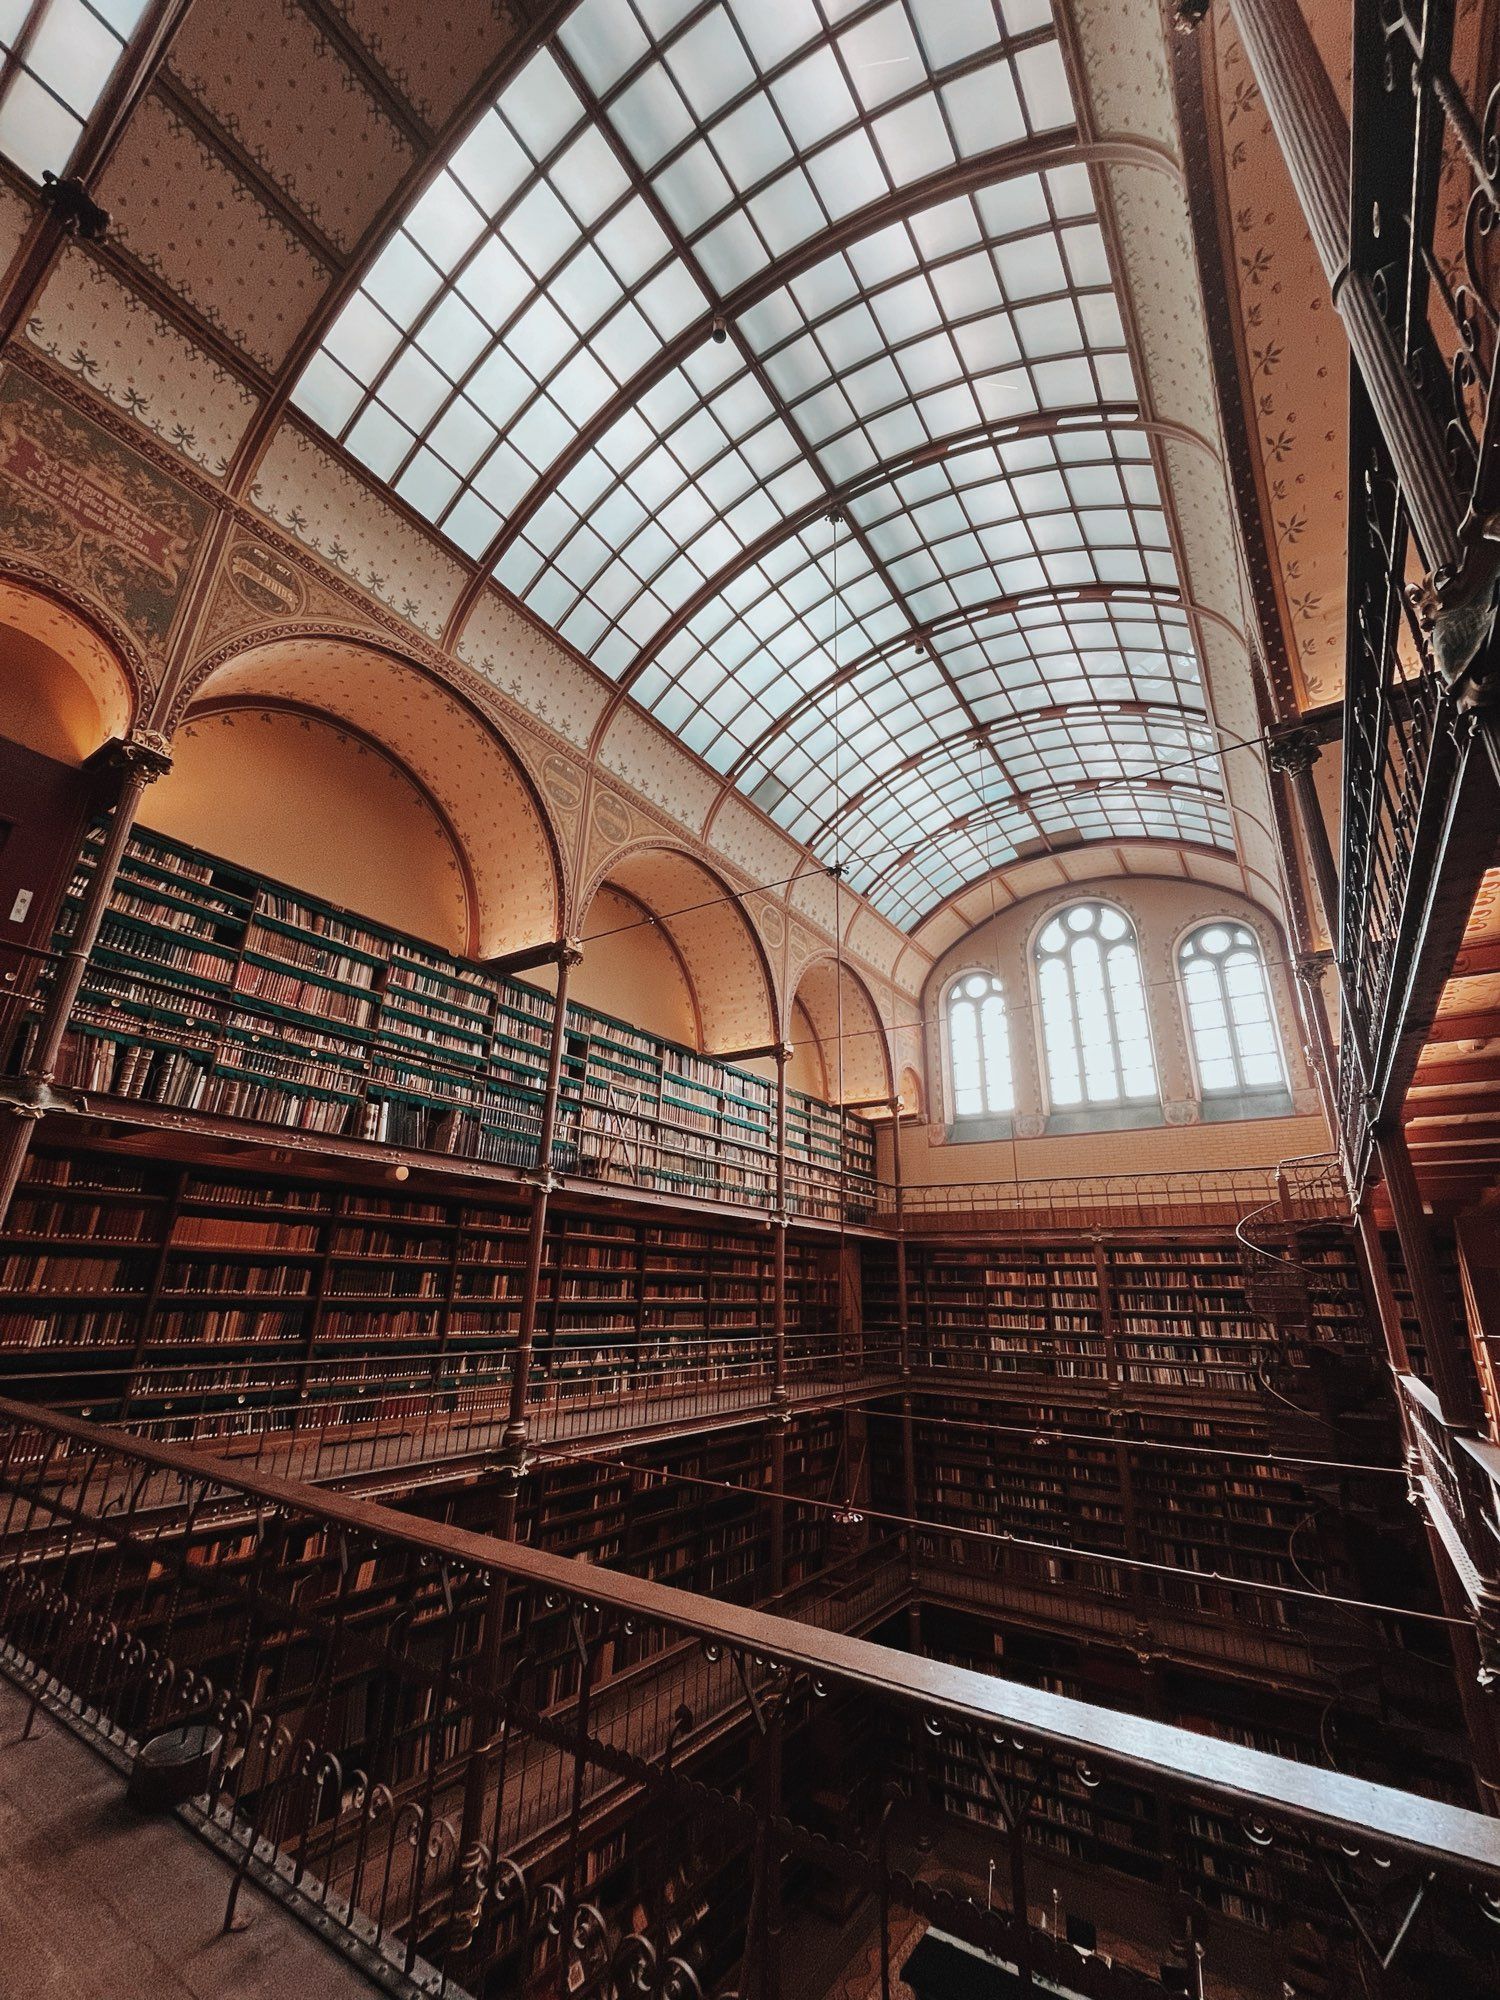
[57,828,877,1205]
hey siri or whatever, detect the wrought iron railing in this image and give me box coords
[890,1156,1348,1232]
[2,1399,1498,1999]
[1337,0,1500,1186]
[1398,1370,1500,1675]
[0,1334,901,1490]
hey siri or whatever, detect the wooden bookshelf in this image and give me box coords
[0,1145,871,1439]
[885,1227,1376,1397]
[44,825,875,1215]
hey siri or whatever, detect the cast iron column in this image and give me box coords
[0,734,171,1229]
[888,1099,922,1650]
[1219,0,1461,575]
[1270,729,1475,1419]
[769,1040,791,1598]
[495,941,581,1538]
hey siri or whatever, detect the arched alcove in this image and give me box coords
[157,637,562,957]
[788,956,892,1107]
[559,880,699,1048]
[575,846,776,1056]
[786,999,829,1097]
[0,583,136,763]
[897,1064,924,1120]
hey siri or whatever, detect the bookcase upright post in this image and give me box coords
[888,1100,921,1648]
[459,941,579,1879]
[769,1041,791,1598]
[497,941,581,1533]
[0,737,170,1232]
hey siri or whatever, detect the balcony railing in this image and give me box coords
[0,1334,900,1491]
[2,1398,1497,2000]
[1336,0,1500,1185]
[891,1157,1348,1233]
[1398,1370,1500,1677]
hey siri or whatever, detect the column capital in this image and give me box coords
[1265,724,1321,778]
[111,732,173,783]
[490,1421,532,1489]
[1293,948,1333,987]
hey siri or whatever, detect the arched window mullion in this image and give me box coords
[946,971,1013,1122]
[1036,901,1158,1112]
[1179,921,1287,1099]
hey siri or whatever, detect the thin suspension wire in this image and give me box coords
[568,1449,1466,1630]
[540,953,1322,1069]
[855,1404,1410,1478]
[831,508,857,1515]
[576,728,1274,946]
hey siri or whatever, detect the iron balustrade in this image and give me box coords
[1398,1370,1500,1678]
[887,1156,1348,1233]
[2,1397,1498,2000]
[1337,0,1500,1187]
[0,1337,901,1492]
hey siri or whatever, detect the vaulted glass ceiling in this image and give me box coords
[293,0,1230,931]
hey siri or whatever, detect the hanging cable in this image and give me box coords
[576,728,1275,946]
[567,1449,1466,1631]
[827,505,862,1526]
[853,1404,1410,1478]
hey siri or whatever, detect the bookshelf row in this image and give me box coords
[863,1230,1377,1393]
[33,824,875,1217]
[878,1393,1343,1631]
[492,1414,850,1603]
[0,1146,871,1437]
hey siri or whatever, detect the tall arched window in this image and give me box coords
[947,972,1013,1119]
[1179,922,1286,1095]
[1036,903,1157,1107]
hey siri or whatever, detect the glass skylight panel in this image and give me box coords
[0,0,147,182]
[284,0,1246,933]
[295,40,718,552]
[744,173,1129,486]
[565,0,1071,299]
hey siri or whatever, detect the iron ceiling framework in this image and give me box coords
[291,0,1233,931]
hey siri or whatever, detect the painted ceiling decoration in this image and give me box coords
[289,0,1233,932]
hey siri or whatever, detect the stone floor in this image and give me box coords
[0,1676,375,2000]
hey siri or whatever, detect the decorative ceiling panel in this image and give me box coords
[164,0,419,256]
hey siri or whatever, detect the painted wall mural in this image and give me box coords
[0,366,210,675]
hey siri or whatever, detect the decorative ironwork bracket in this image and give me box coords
[39,172,110,242]
[0,1077,86,1119]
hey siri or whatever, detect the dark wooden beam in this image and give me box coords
[1447,941,1500,981]
[1411,1058,1500,1088]
[1407,1085,1500,1117]
[1424,1013,1500,1045]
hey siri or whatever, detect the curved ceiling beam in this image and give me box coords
[801,693,1215,846]
[700,579,1200,801]
[443,127,1183,647]
[853,774,1232,909]
[584,403,1210,748]
[907,838,1240,944]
